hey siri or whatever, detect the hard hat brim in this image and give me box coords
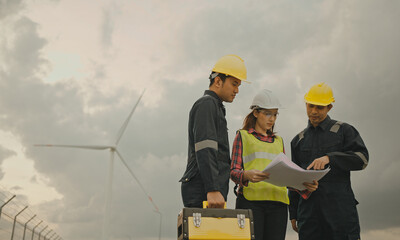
[304,99,334,106]
[213,70,251,83]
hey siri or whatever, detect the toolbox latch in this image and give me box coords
[237,214,245,229]
[193,212,201,228]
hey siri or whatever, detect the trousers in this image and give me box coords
[236,194,288,240]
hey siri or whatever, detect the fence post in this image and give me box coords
[0,195,16,219]
[22,214,36,240]
[31,220,43,240]
[38,225,48,240]
[11,205,28,240]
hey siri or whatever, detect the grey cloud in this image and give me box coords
[0,135,17,181]
[100,2,120,49]
[30,175,37,183]
[2,17,48,79]
[0,0,24,20]
[10,185,22,191]
[170,1,329,82]
[0,145,16,159]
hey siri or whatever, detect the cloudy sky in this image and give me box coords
[0,0,399,239]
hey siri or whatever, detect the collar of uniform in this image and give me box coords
[204,90,223,106]
[307,115,332,131]
[248,128,276,138]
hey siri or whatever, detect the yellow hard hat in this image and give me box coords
[212,54,249,82]
[304,82,335,106]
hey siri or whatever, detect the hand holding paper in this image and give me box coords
[302,180,319,192]
[262,153,330,190]
[244,169,270,183]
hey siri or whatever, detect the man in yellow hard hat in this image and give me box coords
[180,54,249,208]
[289,83,369,240]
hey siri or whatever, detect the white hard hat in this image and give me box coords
[250,89,282,109]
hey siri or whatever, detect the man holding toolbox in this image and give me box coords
[180,54,249,208]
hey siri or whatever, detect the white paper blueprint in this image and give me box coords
[262,153,330,190]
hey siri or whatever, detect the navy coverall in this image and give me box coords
[289,116,369,240]
[180,90,231,207]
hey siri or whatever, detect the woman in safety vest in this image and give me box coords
[230,89,317,240]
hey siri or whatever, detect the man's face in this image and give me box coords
[306,103,332,127]
[217,76,241,103]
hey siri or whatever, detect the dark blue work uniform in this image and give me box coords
[180,90,230,207]
[289,116,369,240]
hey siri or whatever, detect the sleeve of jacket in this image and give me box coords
[288,135,300,220]
[230,131,249,187]
[192,98,220,193]
[327,123,369,171]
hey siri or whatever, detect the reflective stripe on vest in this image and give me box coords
[240,130,289,204]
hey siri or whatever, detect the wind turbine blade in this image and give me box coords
[34,144,113,150]
[115,89,146,146]
[115,150,160,212]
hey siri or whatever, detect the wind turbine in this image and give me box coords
[35,90,162,240]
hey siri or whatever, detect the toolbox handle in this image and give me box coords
[202,201,227,209]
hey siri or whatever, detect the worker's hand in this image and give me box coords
[303,180,318,192]
[291,219,298,233]
[307,156,329,170]
[206,191,225,208]
[243,169,270,183]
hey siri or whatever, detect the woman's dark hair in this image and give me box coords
[209,72,227,87]
[242,109,275,136]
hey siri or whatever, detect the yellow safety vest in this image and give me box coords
[240,130,289,204]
